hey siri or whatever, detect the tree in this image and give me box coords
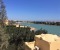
[0,25,10,50]
[35,28,48,35]
[9,34,25,50]
[0,0,8,27]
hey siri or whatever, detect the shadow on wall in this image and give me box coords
[25,44,31,50]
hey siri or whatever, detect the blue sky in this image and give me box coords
[3,0,60,21]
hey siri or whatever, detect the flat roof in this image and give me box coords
[35,34,60,42]
[25,41,35,50]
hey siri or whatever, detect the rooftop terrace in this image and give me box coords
[35,34,60,42]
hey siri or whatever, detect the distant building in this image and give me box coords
[34,34,60,50]
[15,23,20,27]
[4,19,9,25]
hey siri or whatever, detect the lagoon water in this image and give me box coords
[20,22,60,35]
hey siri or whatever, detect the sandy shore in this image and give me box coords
[15,24,36,31]
[20,26,36,31]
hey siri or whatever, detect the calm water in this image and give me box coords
[20,22,60,35]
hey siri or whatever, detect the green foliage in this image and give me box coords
[0,25,10,50]
[35,28,48,35]
[6,25,35,42]
[6,25,35,50]
[6,25,48,50]
[6,25,48,42]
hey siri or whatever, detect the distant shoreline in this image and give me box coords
[31,23,60,26]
